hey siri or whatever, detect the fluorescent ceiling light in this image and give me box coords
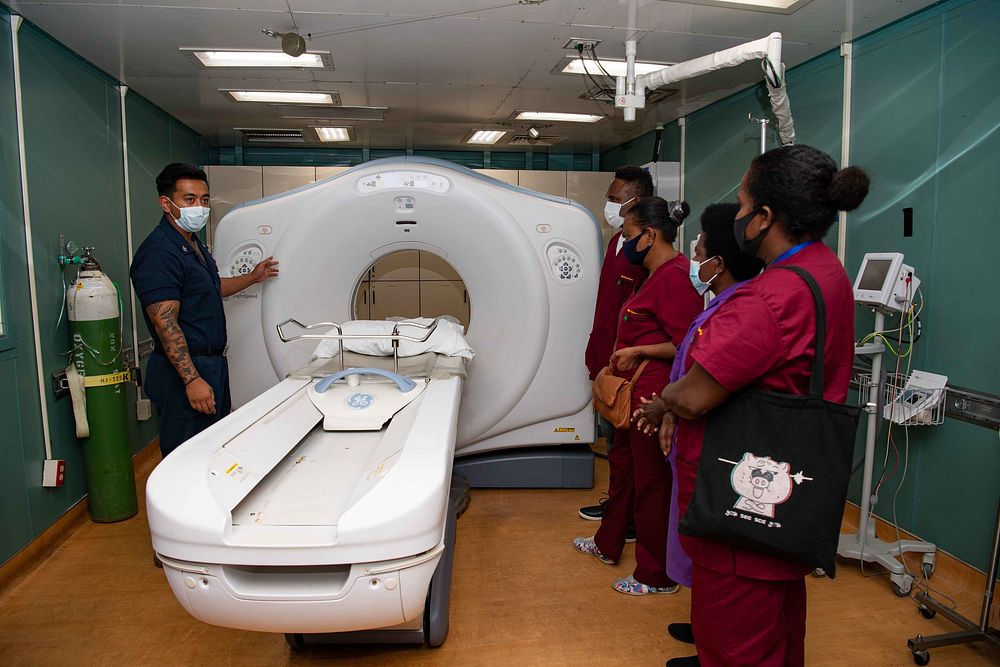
[227,90,336,104]
[515,111,603,123]
[560,57,670,77]
[186,49,329,68]
[313,127,353,142]
[709,0,800,7]
[674,0,813,11]
[466,130,507,145]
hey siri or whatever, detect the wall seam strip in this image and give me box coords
[119,85,143,404]
[837,41,853,265]
[9,15,54,464]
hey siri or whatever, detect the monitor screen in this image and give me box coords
[858,259,893,291]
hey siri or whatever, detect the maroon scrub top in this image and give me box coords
[585,231,648,380]
[612,252,704,404]
[676,241,856,580]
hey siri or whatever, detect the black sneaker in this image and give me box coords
[578,498,608,520]
[668,622,695,644]
[625,526,637,543]
[665,657,699,667]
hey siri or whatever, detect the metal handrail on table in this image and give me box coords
[275,317,445,375]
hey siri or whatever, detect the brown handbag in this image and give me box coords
[592,360,649,429]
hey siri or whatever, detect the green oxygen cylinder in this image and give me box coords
[66,251,138,522]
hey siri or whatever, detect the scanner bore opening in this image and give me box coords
[352,250,471,330]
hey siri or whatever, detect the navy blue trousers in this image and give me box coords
[145,352,231,458]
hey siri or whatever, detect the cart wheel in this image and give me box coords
[921,562,934,580]
[893,578,913,597]
[919,605,936,620]
[284,633,306,650]
[812,568,826,578]
[912,649,930,665]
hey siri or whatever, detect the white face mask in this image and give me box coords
[167,199,210,234]
[603,196,637,230]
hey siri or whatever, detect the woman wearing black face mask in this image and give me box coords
[573,196,703,597]
[650,145,869,667]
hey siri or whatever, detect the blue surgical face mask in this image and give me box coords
[689,256,721,296]
[167,199,210,234]
[622,230,652,266]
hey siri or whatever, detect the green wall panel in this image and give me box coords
[1,17,210,563]
[124,93,205,452]
[0,10,38,565]
[683,84,770,237]
[599,120,681,171]
[846,0,1000,573]
[18,22,128,533]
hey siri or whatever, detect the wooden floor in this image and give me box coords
[1,449,998,667]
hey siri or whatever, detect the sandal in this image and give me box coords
[573,536,615,564]
[612,575,679,596]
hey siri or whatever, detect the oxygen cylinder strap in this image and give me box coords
[82,370,134,388]
[65,364,90,438]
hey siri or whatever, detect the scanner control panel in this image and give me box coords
[546,242,583,285]
[227,242,265,277]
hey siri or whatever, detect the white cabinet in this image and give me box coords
[473,169,519,186]
[420,281,470,330]
[316,166,350,181]
[518,171,566,197]
[262,166,315,197]
[206,165,262,248]
[371,250,420,281]
[568,171,615,245]
[370,282,421,320]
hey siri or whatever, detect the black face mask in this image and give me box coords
[734,207,769,257]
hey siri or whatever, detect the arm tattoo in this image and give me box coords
[146,301,199,384]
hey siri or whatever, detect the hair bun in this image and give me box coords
[668,200,691,225]
[828,166,870,212]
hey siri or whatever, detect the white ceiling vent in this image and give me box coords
[580,85,677,105]
[237,128,305,143]
[507,134,564,147]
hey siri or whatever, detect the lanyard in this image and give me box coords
[770,240,816,266]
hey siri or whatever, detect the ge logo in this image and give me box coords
[347,393,375,410]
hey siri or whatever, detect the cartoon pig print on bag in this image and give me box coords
[730,453,793,518]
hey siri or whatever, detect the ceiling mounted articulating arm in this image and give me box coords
[616,25,795,146]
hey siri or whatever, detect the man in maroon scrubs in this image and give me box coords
[658,145,869,666]
[579,166,654,521]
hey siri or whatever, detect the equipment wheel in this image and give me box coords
[921,562,934,580]
[912,649,930,665]
[812,568,826,578]
[893,576,913,597]
[919,605,936,620]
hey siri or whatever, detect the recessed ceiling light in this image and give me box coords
[313,126,353,142]
[515,111,603,123]
[225,90,337,105]
[183,48,331,69]
[559,57,671,77]
[465,130,507,145]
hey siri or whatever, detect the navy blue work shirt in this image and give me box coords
[130,216,227,354]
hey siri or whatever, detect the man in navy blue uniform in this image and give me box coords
[131,163,279,458]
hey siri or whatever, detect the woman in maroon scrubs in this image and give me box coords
[574,197,703,596]
[658,145,869,666]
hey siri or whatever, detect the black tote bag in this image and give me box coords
[678,266,861,577]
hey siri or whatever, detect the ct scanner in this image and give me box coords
[145,158,604,644]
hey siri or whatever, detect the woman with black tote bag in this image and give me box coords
[653,145,870,667]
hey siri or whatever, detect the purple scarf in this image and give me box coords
[665,280,745,587]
